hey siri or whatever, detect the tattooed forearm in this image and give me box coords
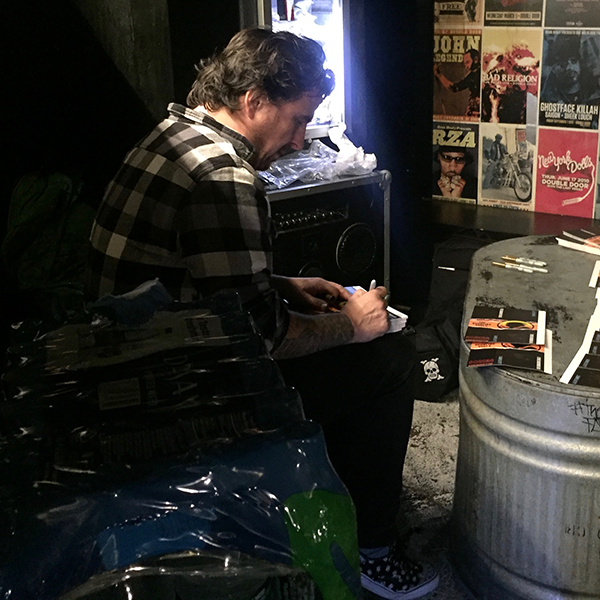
[271,311,355,359]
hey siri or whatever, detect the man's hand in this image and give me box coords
[269,277,389,360]
[271,275,351,313]
[433,63,451,89]
[437,174,465,198]
[448,176,466,198]
[341,285,389,343]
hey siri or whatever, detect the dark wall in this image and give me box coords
[3,0,156,212]
[167,0,241,104]
[359,0,434,309]
[2,0,156,351]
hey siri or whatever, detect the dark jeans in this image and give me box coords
[276,332,417,548]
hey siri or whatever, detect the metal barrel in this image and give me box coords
[451,235,600,600]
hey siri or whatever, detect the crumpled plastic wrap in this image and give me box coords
[0,284,361,600]
[0,422,360,600]
[260,125,377,189]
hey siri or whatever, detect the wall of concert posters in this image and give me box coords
[433,0,600,218]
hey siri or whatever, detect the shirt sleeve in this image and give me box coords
[449,69,479,94]
[450,76,469,93]
[179,162,289,351]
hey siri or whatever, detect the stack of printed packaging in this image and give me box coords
[0,287,361,600]
[556,225,600,256]
[560,257,600,388]
[464,304,552,374]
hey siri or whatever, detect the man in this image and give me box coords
[86,28,438,599]
[541,34,582,104]
[490,133,507,162]
[432,145,477,200]
[581,34,600,106]
[434,48,481,118]
[482,134,508,189]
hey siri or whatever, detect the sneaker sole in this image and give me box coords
[361,572,440,600]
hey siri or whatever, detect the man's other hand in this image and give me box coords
[271,275,351,313]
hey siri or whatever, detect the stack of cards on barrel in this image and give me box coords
[563,330,600,388]
[556,225,600,257]
[464,305,552,374]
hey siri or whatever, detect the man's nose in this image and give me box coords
[290,127,306,151]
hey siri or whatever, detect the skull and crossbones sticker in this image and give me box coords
[421,357,445,383]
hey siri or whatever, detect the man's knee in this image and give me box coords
[371,332,417,364]
[362,332,418,388]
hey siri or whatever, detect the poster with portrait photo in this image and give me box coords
[434,29,482,122]
[432,121,479,204]
[545,0,600,28]
[535,128,598,218]
[481,27,541,125]
[539,30,600,130]
[479,123,535,210]
[435,0,482,27]
[483,0,543,27]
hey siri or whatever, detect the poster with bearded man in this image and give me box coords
[432,121,478,203]
[539,30,600,129]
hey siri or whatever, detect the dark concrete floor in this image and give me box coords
[397,390,477,600]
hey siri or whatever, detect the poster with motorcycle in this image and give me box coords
[434,0,482,26]
[539,30,600,130]
[545,0,600,28]
[479,123,535,209]
[480,27,542,124]
[434,29,482,122]
[432,121,479,204]
[534,128,598,218]
[483,0,543,27]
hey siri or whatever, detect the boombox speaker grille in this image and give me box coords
[336,223,377,275]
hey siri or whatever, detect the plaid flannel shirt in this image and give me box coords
[87,103,289,350]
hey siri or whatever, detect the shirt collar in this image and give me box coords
[167,103,257,163]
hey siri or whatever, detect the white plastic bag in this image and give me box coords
[259,127,377,189]
[327,124,377,177]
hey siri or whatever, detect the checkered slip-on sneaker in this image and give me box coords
[359,549,439,599]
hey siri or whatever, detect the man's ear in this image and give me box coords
[242,89,267,119]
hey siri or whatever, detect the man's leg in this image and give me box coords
[276,332,416,548]
[277,332,440,599]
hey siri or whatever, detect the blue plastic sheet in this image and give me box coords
[0,286,361,600]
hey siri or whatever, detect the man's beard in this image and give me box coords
[256,146,294,171]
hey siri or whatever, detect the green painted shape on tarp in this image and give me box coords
[283,490,361,600]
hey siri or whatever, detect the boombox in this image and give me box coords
[267,170,391,292]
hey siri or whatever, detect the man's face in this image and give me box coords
[463,53,473,71]
[439,151,467,177]
[248,92,323,171]
[554,56,580,87]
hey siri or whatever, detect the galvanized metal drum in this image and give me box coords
[452,235,600,600]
